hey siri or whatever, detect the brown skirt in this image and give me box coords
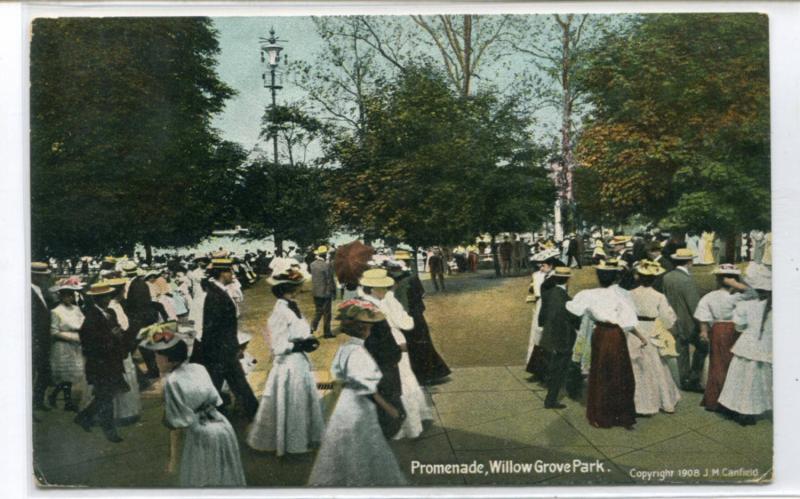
[586,323,636,428]
[701,321,740,411]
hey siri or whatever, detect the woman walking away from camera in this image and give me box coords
[247,260,324,456]
[139,322,246,487]
[566,260,648,429]
[718,263,773,426]
[694,264,755,412]
[308,300,407,487]
[629,261,681,415]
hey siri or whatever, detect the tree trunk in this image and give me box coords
[274,236,284,257]
[491,234,501,277]
[462,15,473,96]
[144,244,153,265]
[724,230,737,264]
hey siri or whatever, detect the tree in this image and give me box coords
[260,103,325,167]
[328,66,554,256]
[575,13,770,253]
[30,17,236,259]
[236,161,332,253]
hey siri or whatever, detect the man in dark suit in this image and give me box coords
[309,246,336,338]
[648,242,673,292]
[31,262,53,412]
[662,248,705,392]
[566,235,582,269]
[123,263,161,379]
[75,283,128,442]
[538,267,581,409]
[201,258,258,420]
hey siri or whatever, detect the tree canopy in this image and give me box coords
[327,66,554,248]
[574,14,770,232]
[30,17,237,258]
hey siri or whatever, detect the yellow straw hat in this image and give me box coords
[553,266,572,277]
[359,268,395,288]
[86,282,115,296]
[670,248,695,260]
[596,259,622,271]
[635,259,666,276]
[314,245,329,255]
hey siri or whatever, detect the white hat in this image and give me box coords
[359,268,395,288]
[712,263,742,276]
[744,262,771,291]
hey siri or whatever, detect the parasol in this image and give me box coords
[333,240,375,286]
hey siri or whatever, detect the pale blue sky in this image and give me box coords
[210,15,569,155]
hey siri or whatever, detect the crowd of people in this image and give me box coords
[524,229,773,430]
[31,243,451,487]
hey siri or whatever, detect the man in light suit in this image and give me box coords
[309,245,336,338]
[662,248,705,392]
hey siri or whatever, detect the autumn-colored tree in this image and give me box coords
[575,13,770,242]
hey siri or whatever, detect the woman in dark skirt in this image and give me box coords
[388,251,451,385]
[566,260,648,429]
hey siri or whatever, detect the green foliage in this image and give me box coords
[30,17,237,258]
[236,161,332,250]
[327,66,555,247]
[575,13,770,231]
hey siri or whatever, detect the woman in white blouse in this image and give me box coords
[247,265,324,456]
[308,299,406,486]
[48,279,86,411]
[629,261,681,415]
[566,260,648,429]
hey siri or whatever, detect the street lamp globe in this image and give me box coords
[261,28,283,68]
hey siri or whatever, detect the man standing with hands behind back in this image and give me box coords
[310,245,336,339]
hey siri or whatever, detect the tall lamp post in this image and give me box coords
[260,28,285,164]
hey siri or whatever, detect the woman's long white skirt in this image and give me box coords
[526,302,542,361]
[50,340,85,385]
[113,354,141,423]
[180,417,246,487]
[627,335,681,415]
[393,352,433,440]
[718,356,772,415]
[246,353,324,455]
[308,389,407,487]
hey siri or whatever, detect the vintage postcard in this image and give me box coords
[29,10,772,489]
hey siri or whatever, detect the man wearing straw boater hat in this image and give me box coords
[74,282,129,442]
[662,247,705,392]
[201,258,258,420]
[31,262,54,412]
[310,245,336,339]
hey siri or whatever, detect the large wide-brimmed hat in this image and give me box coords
[313,245,329,255]
[359,268,395,288]
[610,235,631,246]
[670,248,695,260]
[744,262,771,291]
[138,321,185,351]
[553,266,572,278]
[635,259,666,276]
[393,249,413,261]
[49,276,85,293]
[210,249,230,259]
[531,248,560,262]
[335,298,385,323]
[31,262,51,275]
[103,277,129,288]
[86,282,115,296]
[713,263,742,276]
[596,259,622,272]
[267,257,306,286]
[121,261,141,276]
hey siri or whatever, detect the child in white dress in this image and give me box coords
[48,279,87,411]
[308,299,406,486]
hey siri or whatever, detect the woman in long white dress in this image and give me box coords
[308,299,407,486]
[139,324,246,487]
[628,261,681,415]
[48,279,87,411]
[359,270,433,440]
[718,263,772,426]
[247,263,324,455]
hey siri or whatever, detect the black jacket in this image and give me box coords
[538,286,580,354]
[201,281,239,362]
[364,319,404,436]
[79,304,127,390]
